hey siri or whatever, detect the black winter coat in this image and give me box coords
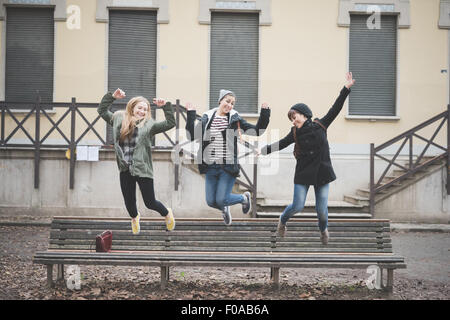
[186,107,271,176]
[261,86,350,186]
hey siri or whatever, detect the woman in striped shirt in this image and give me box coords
[186,90,270,225]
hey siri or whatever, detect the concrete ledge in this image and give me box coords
[1,216,449,232]
[391,223,450,233]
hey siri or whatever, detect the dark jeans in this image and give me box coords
[119,171,168,218]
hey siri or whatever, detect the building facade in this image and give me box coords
[0,0,449,222]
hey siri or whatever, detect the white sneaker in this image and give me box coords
[222,206,232,226]
[242,191,251,214]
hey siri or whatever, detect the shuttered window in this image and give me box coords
[5,7,54,106]
[349,14,397,116]
[107,10,157,144]
[210,12,259,114]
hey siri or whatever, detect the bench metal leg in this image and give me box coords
[271,267,280,289]
[47,265,54,288]
[386,269,394,292]
[380,268,394,292]
[160,266,169,290]
[57,264,64,282]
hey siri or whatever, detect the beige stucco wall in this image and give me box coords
[0,0,448,148]
[55,0,106,102]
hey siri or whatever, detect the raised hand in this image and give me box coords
[153,98,166,107]
[113,88,126,99]
[261,102,269,109]
[185,102,196,111]
[345,72,355,89]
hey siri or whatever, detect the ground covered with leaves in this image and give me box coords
[0,226,448,300]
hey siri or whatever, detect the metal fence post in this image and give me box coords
[175,99,180,191]
[69,98,76,189]
[1,102,4,145]
[34,94,41,189]
[447,104,450,195]
[370,143,375,216]
[251,141,258,218]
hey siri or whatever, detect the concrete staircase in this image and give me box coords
[255,198,371,219]
[253,156,445,219]
[343,157,446,209]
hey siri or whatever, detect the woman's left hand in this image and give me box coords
[345,72,355,89]
[153,98,166,107]
[261,102,269,109]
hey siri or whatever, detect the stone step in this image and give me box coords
[256,212,372,219]
[356,188,388,198]
[257,199,367,213]
[343,194,370,206]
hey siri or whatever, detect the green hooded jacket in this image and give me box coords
[97,92,176,179]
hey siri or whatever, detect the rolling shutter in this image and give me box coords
[349,14,397,116]
[107,10,157,144]
[210,12,259,113]
[5,7,54,105]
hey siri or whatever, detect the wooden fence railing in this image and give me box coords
[0,97,259,217]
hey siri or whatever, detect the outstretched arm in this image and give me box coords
[185,102,203,142]
[319,72,355,128]
[239,103,271,136]
[97,88,125,125]
[260,129,295,155]
[150,98,176,135]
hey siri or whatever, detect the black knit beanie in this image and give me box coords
[290,103,312,118]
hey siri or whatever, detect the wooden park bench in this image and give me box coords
[33,216,406,291]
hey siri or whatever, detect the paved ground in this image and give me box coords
[0,225,448,300]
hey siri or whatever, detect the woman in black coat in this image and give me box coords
[260,72,355,244]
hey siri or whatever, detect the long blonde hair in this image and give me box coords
[118,96,151,142]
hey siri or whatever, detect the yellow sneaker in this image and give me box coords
[165,208,175,231]
[131,212,140,235]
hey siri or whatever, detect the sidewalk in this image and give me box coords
[390,222,450,233]
[0,215,449,232]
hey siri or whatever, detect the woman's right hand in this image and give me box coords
[185,102,196,111]
[113,88,126,100]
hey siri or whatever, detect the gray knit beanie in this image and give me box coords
[218,89,236,104]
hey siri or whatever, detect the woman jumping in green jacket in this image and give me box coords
[97,88,176,234]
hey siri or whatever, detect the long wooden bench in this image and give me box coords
[32,216,406,291]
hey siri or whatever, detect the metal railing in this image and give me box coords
[0,96,259,217]
[369,105,449,215]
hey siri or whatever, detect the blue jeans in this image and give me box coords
[281,183,330,232]
[205,164,244,211]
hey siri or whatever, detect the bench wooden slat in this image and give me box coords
[34,217,405,291]
[34,250,405,262]
[50,230,390,238]
[49,234,391,244]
